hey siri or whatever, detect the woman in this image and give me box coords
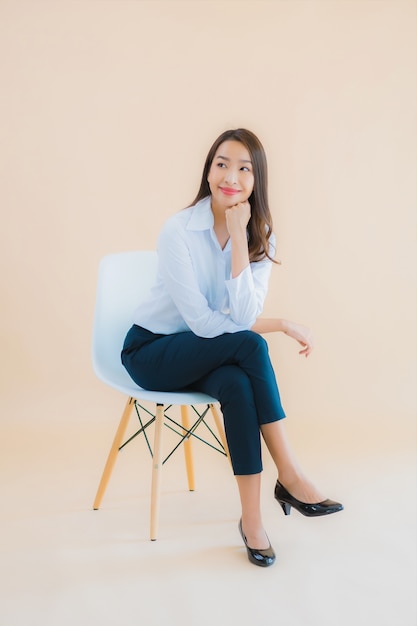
[121,128,343,567]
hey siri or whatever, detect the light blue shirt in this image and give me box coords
[133,196,275,338]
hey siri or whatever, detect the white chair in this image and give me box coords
[92,251,229,540]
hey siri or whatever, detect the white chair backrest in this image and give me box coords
[92,251,157,384]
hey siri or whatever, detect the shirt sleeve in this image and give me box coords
[225,233,275,326]
[157,217,275,338]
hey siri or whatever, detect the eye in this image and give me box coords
[241,166,251,172]
[217,162,226,168]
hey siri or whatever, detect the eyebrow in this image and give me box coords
[215,155,252,164]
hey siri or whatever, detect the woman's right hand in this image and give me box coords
[225,201,251,236]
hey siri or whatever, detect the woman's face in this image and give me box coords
[207,140,255,211]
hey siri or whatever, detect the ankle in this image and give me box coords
[277,470,305,490]
[241,512,263,529]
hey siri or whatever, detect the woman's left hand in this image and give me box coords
[282,320,315,357]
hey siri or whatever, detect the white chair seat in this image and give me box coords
[95,358,218,407]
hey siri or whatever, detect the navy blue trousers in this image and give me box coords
[121,325,286,475]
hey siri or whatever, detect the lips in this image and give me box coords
[220,187,240,196]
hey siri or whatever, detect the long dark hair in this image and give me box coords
[189,128,277,263]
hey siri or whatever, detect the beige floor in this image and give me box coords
[0,385,416,626]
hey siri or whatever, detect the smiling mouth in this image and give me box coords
[220,187,241,195]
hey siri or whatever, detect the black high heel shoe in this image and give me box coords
[238,519,276,567]
[274,480,344,517]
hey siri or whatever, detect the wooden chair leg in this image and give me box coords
[209,403,231,463]
[181,405,195,492]
[150,403,164,541]
[93,396,135,510]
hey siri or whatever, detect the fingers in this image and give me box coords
[283,320,315,357]
[225,201,251,232]
[225,201,250,215]
[227,200,250,210]
[298,338,314,357]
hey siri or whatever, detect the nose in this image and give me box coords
[225,168,238,185]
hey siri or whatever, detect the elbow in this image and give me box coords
[230,310,258,328]
[187,317,221,339]
[230,303,262,327]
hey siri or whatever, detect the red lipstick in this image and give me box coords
[220,187,240,196]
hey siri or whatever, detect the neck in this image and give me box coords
[210,203,229,249]
[210,198,227,225]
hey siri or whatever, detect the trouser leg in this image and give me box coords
[121,326,286,475]
[122,328,285,423]
[192,365,262,475]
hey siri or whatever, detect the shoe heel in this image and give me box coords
[280,501,291,516]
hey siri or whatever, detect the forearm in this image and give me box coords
[251,318,289,334]
[252,317,315,357]
[230,232,250,278]
[226,201,251,278]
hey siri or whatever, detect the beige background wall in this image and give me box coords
[1,0,416,435]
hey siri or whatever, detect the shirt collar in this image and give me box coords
[186,196,213,231]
